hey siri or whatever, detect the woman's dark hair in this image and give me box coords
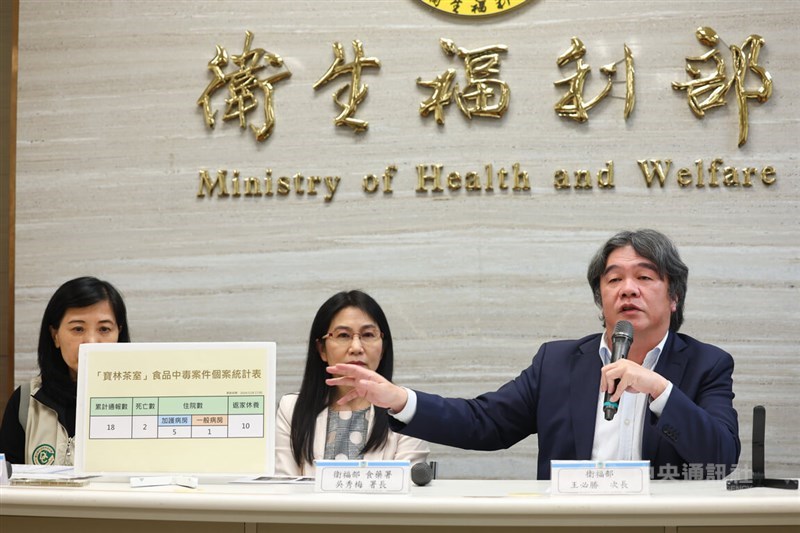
[587,229,689,331]
[290,290,394,467]
[37,277,130,401]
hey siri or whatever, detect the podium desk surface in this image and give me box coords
[1,479,799,529]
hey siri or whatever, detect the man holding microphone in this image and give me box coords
[327,229,740,480]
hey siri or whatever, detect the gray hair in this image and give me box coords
[587,229,688,331]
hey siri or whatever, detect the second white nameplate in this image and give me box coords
[551,460,650,495]
[314,460,410,494]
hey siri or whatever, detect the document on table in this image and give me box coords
[10,465,98,486]
[232,475,314,484]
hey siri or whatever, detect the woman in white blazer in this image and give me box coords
[275,291,429,476]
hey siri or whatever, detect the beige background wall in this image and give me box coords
[11,0,800,479]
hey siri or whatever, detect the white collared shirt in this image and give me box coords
[591,330,673,461]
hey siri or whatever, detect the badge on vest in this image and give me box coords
[32,443,56,465]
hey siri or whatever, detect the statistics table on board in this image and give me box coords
[88,396,264,439]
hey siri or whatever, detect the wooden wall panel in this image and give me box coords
[0,0,16,417]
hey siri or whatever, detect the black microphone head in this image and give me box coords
[411,462,433,486]
[612,320,634,342]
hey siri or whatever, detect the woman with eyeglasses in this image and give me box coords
[275,290,428,476]
[0,277,130,465]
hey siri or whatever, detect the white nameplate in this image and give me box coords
[130,475,198,489]
[551,460,650,495]
[314,460,410,494]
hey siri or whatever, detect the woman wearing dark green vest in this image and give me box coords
[0,277,130,464]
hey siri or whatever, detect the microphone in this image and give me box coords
[603,320,634,421]
[411,461,436,486]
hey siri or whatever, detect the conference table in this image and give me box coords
[1,478,798,533]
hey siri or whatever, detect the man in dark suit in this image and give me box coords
[327,229,740,479]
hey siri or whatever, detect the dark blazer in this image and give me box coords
[391,332,740,480]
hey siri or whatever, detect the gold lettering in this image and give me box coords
[741,167,756,187]
[307,176,321,195]
[695,159,705,188]
[294,174,305,195]
[484,164,494,191]
[676,167,693,187]
[637,159,672,188]
[447,172,462,190]
[708,158,723,187]
[574,170,591,189]
[416,165,444,192]
[554,169,570,189]
[324,176,341,201]
[264,170,274,196]
[197,169,229,197]
[761,165,776,185]
[363,174,380,193]
[382,165,396,193]
[512,163,530,191]
[231,170,241,196]
[465,171,481,191]
[597,161,614,189]
[497,167,509,190]
[723,166,739,187]
[244,176,262,196]
[277,177,291,195]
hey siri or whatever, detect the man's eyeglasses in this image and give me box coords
[321,328,383,346]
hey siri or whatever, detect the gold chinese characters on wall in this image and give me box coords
[672,26,772,147]
[313,40,381,133]
[196,29,772,147]
[197,31,291,142]
[554,38,634,122]
[418,38,510,124]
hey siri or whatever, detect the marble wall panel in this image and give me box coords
[12,0,800,479]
